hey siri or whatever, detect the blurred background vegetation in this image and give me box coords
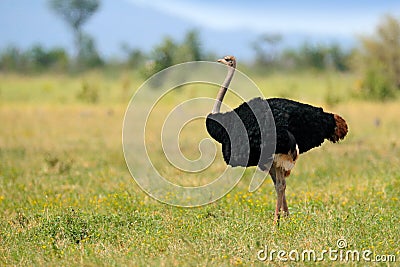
[0,0,399,101]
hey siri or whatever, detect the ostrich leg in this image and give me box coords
[270,166,288,224]
[282,193,289,215]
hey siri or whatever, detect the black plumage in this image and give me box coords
[206,97,339,169]
[206,97,274,169]
[268,97,338,154]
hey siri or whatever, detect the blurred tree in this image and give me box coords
[138,37,177,86]
[252,33,283,67]
[29,45,69,71]
[280,48,300,70]
[179,30,203,62]
[280,43,351,72]
[328,44,350,72]
[151,37,177,73]
[0,45,69,72]
[121,44,146,69]
[356,15,400,100]
[78,33,103,68]
[48,0,101,66]
[300,43,327,70]
[140,30,206,83]
[0,46,27,72]
[140,30,206,88]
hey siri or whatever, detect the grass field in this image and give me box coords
[0,70,399,265]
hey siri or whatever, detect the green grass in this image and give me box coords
[0,71,399,266]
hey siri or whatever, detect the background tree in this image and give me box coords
[0,45,69,73]
[78,33,103,68]
[299,43,327,70]
[48,0,101,67]
[279,43,351,72]
[28,45,69,71]
[147,37,177,76]
[178,30,203,62]
[0,46,29,72]
[328,44,350,72]
[252,33,283,68]
[356,15,400,100]
[142,30,206,79]
[121,44,146,69]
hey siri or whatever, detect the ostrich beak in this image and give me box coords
[217,58,229,66]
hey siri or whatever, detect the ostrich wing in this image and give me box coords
[267,98,336,154]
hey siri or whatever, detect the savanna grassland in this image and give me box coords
[0,70,399,266]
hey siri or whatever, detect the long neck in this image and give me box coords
[211,67,235,114]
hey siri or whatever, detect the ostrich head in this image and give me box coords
[217,55,236,68]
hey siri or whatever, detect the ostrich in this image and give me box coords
[206,56,348,223]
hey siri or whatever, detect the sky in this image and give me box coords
[129,0,397,35]
[0,0,399,60]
